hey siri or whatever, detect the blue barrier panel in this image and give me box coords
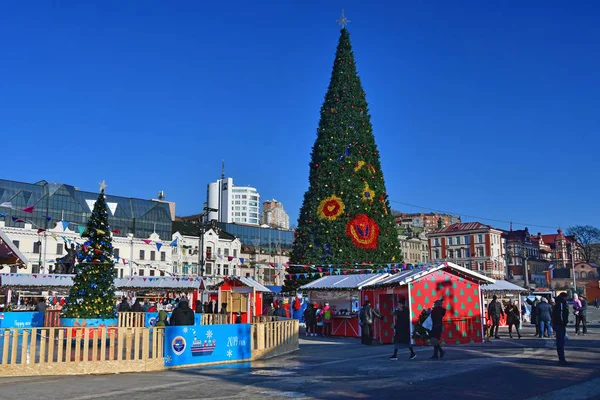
[164,324,251,367]
[145,313,202,327]
[0,312,44,328]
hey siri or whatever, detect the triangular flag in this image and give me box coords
[37,229,46,234]
[78,226,85,234]
[61,220,69,231]
[0,212,5,217]
[43,215,51,221]
[22,206,34,213]
[228,256,233,261]
[111,229,121,234]
[239,258,245,265]
[142,239,152,245]
[0,202,13,208]
[170,238,178,247]
[12,217,25,223]
[156,242,162,252]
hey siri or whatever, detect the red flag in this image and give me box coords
[142,239,152,245]
[112,229,121,234]
[37,229,46,234]
[22,206,34,213]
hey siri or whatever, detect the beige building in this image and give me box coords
[398,229,429,265]
[261,199,290,230]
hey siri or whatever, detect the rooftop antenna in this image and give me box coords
[221,160,225,180]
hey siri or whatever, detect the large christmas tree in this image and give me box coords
[62,182,117,319]
[286,26,401,292]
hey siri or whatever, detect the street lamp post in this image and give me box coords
[194,207,218,279]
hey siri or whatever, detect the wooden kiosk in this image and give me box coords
[217,276,271,324]
[300,274,388,338]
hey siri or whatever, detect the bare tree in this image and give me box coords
[566,225,600,263]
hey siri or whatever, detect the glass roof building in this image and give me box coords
[0,179,173,240]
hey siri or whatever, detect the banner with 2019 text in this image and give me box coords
[164,324,251,367]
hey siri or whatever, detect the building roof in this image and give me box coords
[480,280,526,293]
[430,222,494,234]
[219,276,271,292]
[299,273,388,291]
[172,220,237,241]
[0,228,28,265]
[0,273,204,291]
[365,262,495,289]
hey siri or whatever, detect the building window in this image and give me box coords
[161,252,166,261]
[12,240,20,249]
[456,249,461,258]
[216,265,221,275]
[234,249,238,257]
[150,251,156,261]
[140,250,145,260]
[150,269,155,276]
[32,264,40,274]
[581,272,587,279]
[113,248,119,258]
[448,237,453,246]
[33,241,41,254]
[434,238,440,246]
[464,236,470,244]
[224,266,229,276]
[456,237,461,245]
[224,248,230,257]
[434,249,440,259]
[206,246,212,259]
[477,247,484,257]
[160,271,165,276]
[139,269,145,277]
[119,269,124,278]
[206,263,212,275]
[57,243,64,255]
[448,250,454,258]
[478,234,483,243]
[478,262,484,271]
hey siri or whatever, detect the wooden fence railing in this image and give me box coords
[252,315,289,323]
[202,314,227,325]
[251,319,299,360]
[0,327,164,376]
[118,312,146,327]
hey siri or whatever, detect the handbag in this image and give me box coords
[422,315,433,331]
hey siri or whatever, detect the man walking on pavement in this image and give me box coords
[488,295,504,339]
[552,292,570,366]
[360,300,381,345]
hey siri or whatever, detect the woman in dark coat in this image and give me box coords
[430,299,447,360]
[505,300,521,339]
[303,303,316,337]
[390,299,416,360]
[170,299,195,326]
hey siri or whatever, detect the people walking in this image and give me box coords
[389,299,416,361]
[575,295,588,335]
[595,297,599,309]
[359,300,381,345]
[552,292,570,366]
[537,297,553,338]
[430,299,447,360]
[488,295,504,339]
[505,300,521,339]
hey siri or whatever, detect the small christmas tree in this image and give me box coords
[62,182,117,319]
[286,23,401,292]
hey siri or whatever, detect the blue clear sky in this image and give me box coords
[1,1,598,233]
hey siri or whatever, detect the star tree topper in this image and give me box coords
[99,180,108,193]
[337,9,350,28]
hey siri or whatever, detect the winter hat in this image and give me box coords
[541,297,548,303]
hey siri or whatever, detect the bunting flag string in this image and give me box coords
[170,238,178,247]
[61,220,69,231]
[156,242,162,252]
[142,239,152,245]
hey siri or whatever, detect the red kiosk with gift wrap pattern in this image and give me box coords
[362,262,494,345]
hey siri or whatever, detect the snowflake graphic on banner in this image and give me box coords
[165,355,172,364]
[206,330,213,339]
[227,349,233,358]
[183,327,189,333]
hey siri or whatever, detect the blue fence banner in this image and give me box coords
[164,324,251,367]
[145,313,202,327]
[0,312,44,328]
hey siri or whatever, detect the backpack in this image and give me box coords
[316,311,323,323]
[324,309,331,320]
[294,298,301,311]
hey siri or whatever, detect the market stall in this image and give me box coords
[0,227,30,311]
[216,276,271,324]
[480,280,526,326]
[300,274,388,338]
[363,262,495,345]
